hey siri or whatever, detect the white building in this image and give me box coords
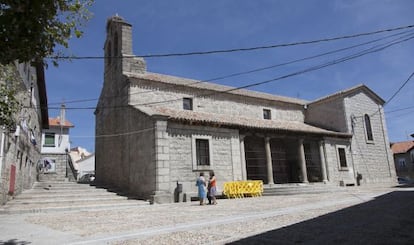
[40,107,75,182]
[76,153,95,180]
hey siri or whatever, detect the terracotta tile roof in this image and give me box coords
[125,72,308,105]
[391,141,414,154]
[48,117,74,128]
[137,106,351,138]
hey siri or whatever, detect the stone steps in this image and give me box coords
[0,202,143,214]
[0,181,149,214]
[263,183,348,196]
[16,190,113,199]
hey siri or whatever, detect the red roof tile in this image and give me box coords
[48,117,74,128]
[136,106,351,138]
[391,141,414,154]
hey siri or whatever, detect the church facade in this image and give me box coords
[95,16,396,203]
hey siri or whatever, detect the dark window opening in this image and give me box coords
[338,148,347,168]
[183,98,193,110]
[263,109,271,120]
[114,32,118,58]
[364,114,373,141]
[196,139,210,166]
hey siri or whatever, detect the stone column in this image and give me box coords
[298,139,309,183]
[151,119,171,204]
[240,135,247,180]
[265,137,275,185]
[319,140,328,183]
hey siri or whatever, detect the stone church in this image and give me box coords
[95,16,396,203]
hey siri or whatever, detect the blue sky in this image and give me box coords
[45,0,414,152]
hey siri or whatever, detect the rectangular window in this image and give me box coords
[338,147,348,168]
[183,98,193,110]
[196,139,210,166]
[44,133,55,147]
[364,114,374,142]
[263,109,271,120]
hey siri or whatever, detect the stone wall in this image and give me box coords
[0,63,43,205]
[306,90,396,186]
[306,97,347,132]
[126,108,156,200]
[323,138,355,185]
[37,154,70,182]
[343,93,396,185]
[0,129,40,204]
[167,123,241,198]
[129,80,304,122]
[95,104,130,189]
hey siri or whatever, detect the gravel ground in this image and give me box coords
[0,185,413,245]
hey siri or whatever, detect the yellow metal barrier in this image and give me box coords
[223,180,263,198]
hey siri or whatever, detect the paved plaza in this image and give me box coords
[0,185,413,245]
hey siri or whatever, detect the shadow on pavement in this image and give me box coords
[0,239,31,245]
[229,190,414,245]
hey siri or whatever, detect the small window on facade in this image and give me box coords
[364,114,373,141]
[196,139,210,166]
[44,133,55,147]
[338,147,348,168]
[263,109,271,120]
[183,98,193,110]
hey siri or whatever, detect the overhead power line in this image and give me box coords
[368,69,414,118]
[125,33,414,108]
[386,105,414,114]
[47,29,414,106]
[42,32,414,111]
[71,127,155,139]
[50,24,414,60]
[384,71,414,106]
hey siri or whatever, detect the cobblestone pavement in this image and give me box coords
[0,185,413,245]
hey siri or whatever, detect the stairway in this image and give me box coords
[263,183,349,196]
[0,181,149,214]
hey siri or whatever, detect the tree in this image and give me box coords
[0,0,93,66]
[0,65,20,129]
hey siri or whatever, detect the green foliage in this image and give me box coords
[0,0,93,66]
[0,65,21,129]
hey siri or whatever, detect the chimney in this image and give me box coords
[60,104,66,126]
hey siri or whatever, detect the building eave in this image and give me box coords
[135,106,351,138]
[35,62,49,129]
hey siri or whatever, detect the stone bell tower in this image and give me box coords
[104,15,146,82]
